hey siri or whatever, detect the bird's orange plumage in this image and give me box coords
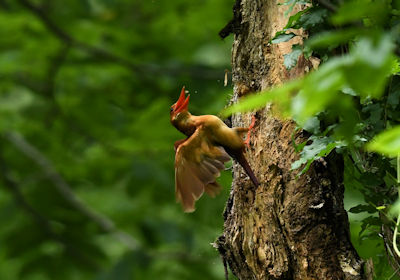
[170,87,259,212]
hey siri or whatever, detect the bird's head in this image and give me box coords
[170,86,190,123]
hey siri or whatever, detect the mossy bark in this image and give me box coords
[216,1,364,279]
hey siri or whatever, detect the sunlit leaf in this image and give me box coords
[0,86,34,112]
[391,58,400,75]
[291,136,343,175]
[271,32,297,44]
[302,116,320,134]
[284,44,303,69]
[291,57,346,123]
[221,79,301,117]
[344,35,395,98]
[283,7,311,29]
[389,199,400,217]
[367,126,400,156]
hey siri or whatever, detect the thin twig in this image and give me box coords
[393,215,400,257]
[3,131,138,250]
[389,266,400,280]
[314,0,337,12]
[392,154,400,260]
[44,44,71,97]
[397,154,400,185]
[381,222,400,277]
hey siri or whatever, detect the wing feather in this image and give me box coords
[175,127,230,212]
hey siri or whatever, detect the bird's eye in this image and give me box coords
[170,107,174,112]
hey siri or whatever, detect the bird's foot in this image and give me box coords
[244,115,256,148]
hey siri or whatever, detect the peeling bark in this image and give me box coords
[216,1,363,279]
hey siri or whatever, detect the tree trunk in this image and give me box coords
[216,1,364,279]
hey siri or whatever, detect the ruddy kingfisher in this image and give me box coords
[170,87,259,212]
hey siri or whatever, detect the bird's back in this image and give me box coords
[192,115,244,150]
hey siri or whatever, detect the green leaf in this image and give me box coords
[220,79,301,117]
[291,136,342,175]
[222,34,395,125]
[284,44,302,70]
[367,126,400,156]
[343,35,395,98]
[302,116,320,134]
[389,199,400,217]
[349,204,377,214]
[391,58,400,75]
[284,7,311,29]
[332,0,388,26]
[359,216,382,236]
[291,57,347,123]
[271,32,297,44]
[306,29,361,50]
[0,86,34,112]
[280,0,310,16]
[296,8,328,29]
[341,87,358,97]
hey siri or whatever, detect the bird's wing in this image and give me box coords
[175,126,231,212]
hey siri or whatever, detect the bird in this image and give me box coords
[170,86,259,212]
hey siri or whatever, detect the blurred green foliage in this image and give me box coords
[225,0,400,278]
[0,0,235,279]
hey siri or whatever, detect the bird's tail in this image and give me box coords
[227,149,259,187]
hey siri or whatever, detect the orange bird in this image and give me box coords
[170,86,259,212]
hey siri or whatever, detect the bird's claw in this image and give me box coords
[244,138,251,148]
[244,115,256,148]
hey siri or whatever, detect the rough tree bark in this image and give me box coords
[216,1,364,279]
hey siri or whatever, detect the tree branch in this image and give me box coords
[17,0,142,71]
[3,131,139,250]
[1,133,211,268]
[314,0,338,12]
[44,44,70,98]
[2,167,52,232]
[0,156,99,268]
[16,0,224,80]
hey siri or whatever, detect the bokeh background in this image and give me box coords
[0,0,234,279]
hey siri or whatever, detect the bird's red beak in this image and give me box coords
[175,86,190,113]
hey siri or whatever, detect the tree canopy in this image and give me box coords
[0,1,234,279]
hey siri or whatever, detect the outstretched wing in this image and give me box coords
[175,127,230,212]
